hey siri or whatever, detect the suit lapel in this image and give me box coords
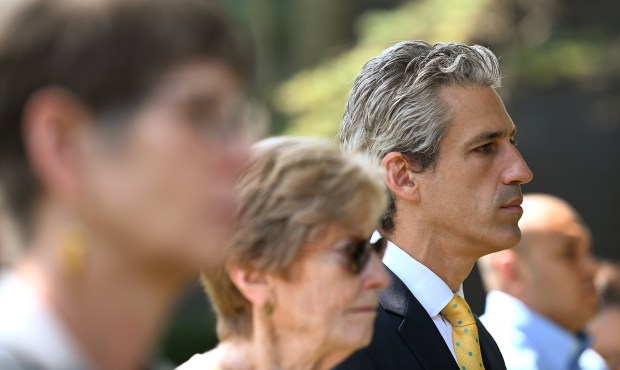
[381,268,459,370]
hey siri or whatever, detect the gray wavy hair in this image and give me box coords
[339,40,502,233]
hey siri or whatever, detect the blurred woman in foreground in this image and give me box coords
[0,0,251,369]
[178,137,390,370]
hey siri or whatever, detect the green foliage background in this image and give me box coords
[271,0,619,138]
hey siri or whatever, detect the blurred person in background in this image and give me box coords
[336,40,531,370]
[588,261,620,370]
[0,0,252,369]
[0,193,21,272]
[177,137,390,370]
[478,193,607,370]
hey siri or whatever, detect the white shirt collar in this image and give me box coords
[375,231,464,317]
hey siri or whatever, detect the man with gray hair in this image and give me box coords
[335,41,533,370]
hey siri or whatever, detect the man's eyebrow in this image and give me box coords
[466,127,516,146]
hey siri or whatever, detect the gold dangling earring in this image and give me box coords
[59,224,87,277]
[263,300,273,316]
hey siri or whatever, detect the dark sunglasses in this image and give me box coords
[302,237,387,274]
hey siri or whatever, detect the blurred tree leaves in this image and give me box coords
[274,0,492,138]
[274,0,620,138]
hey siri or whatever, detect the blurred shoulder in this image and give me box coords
[175,351,221,370]
[176,346,230,370]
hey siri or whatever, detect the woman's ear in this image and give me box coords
[380,152,420,203]
[227,262,271,306]
[22,87,91,203]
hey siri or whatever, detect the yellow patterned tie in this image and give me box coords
[440,294,485,370]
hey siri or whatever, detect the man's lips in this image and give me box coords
[501,197,524,208]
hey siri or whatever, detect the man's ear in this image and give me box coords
[494,250,527,294]
[227,262,271,306]
[22,87,91,203]
[381,152,420,203]
[498,252,520,279]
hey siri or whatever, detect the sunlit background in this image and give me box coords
[161,0,620,365]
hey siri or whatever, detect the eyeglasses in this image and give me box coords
[302,237,387,274]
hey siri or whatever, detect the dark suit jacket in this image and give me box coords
[335,267,506,370]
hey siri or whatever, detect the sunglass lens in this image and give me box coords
[344,239,364,274]
[346,237,387,274]
[373,237,388,258]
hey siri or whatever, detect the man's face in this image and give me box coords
[416,85,533,257]
[518,204,599,332]
[79,60,251,272]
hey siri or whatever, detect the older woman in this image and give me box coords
[178,137,390,370]
[0,1,251,369]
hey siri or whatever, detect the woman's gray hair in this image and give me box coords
[339,40,502,232]
[203,136,387,340]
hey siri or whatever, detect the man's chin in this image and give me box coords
[483,226,522,253]
[503,223,523,243]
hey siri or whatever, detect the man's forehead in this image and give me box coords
[436,84,516,146]
[464,126,516,146]
[525,223,590,243]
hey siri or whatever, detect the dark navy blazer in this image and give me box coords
[335,267,507,370]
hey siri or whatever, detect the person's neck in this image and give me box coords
[247,313,349,370]
[386,221,477,293]
[21,215,193,370]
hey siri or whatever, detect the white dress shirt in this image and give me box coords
[378,232,463,363]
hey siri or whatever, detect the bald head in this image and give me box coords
[479,193,598,332]
[518,194,587,244]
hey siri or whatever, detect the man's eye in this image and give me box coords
[474,143,493,153]
[510,138,518,146]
